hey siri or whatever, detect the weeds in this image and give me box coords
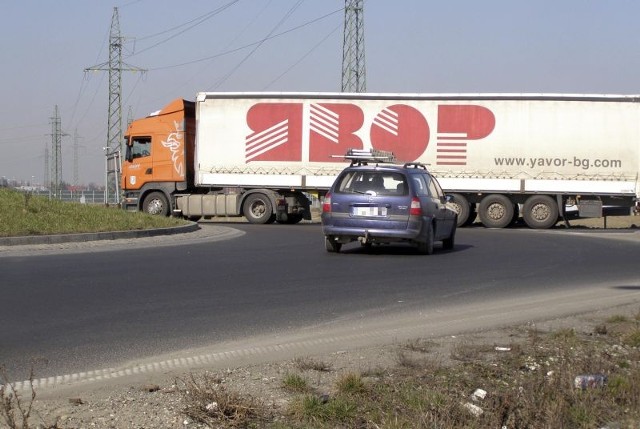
[0,366,35,429]
[175,310,640,428]
[293,356,331,372]
[178,372,269,428]
[281,373,309,393]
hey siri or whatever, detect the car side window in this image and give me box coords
[412,174,430,197]
[426,175,443,199]
[432,176,446,200]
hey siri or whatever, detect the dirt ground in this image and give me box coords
[16,301,638,429]
[3,215,640,429]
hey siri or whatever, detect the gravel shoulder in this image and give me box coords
[3,215,640,428]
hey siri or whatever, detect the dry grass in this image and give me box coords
[176,309,640,428]
[177,372,271,428]
[1,365,35,429]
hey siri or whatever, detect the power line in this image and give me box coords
[263,22,341,90]
[130,0,242,57]
[148,7,343,71]
[210,0,309,89]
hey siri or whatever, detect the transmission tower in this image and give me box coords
[85,7,146,205]
[73,129,81,188]
[341,0,366,92]
[43,143,49,192]
[49,105,67,198]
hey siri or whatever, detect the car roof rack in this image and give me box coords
[403,162,429,170]
[337,149,397,166]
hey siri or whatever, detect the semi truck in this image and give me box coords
[121,92,640,229]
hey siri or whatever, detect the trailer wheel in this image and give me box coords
[243,193,275,224]
[143,192,169,216]
[449,193,473,227]
[523,195,559,229]
[478,194,514,228]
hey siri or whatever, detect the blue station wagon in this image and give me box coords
[321,150,458,254]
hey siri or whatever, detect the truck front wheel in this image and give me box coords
[523,195,559,229]
[478,194,514,228]
[143,192,169,216]
[243,193,276,224]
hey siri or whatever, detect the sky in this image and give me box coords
[1,0,640,186]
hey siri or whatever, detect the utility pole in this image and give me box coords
[341,0,366,92]
[85,7,146,205]
[73,129,81,188]
[49,105,67,199]
[43,142,49,193]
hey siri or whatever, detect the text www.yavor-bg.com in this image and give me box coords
[494,157,623,170]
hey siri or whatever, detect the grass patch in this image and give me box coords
[173,309,640,428]
[0,188,184,237]
[281,373,310,393]
[293,357,331,372]
[606,314,629,323]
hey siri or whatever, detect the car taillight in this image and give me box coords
[410,197,422,216]
[322,193,332,213]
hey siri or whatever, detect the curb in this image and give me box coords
[0,222,200,246]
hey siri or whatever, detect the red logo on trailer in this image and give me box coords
[245,102,495,165]
[245,103,302,162]
[436,105,495,165]
[309,103,364,161]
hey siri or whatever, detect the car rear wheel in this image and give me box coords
[417,223,434,255]
[443,223,456,250]
[325,236,342,253]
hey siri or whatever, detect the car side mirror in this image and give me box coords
[444,194,454,203]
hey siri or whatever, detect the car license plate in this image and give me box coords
[352,206,387,217]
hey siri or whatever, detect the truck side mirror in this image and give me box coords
[125,145,133,162]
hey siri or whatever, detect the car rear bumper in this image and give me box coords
[322,224,424,244]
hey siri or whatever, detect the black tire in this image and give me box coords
[510,203,520,226]
[449,193,471,227]
[478,194,515,229]
[243,193,275,224]
[465,205,477,226]
[325,236,342,253]
[143,191,170,216]
[523,195,559,229]
[443,222,456,250]
[278,214,303,224]
[417,223,434,255]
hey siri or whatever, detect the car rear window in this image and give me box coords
[335,171,408,196]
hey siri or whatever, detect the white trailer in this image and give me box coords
[123,92,640,228]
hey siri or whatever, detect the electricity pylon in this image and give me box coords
[85,7,146,205]
[49,105,67,199]
[341,0,366,92]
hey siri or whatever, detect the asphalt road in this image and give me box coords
[1,224,639,384]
